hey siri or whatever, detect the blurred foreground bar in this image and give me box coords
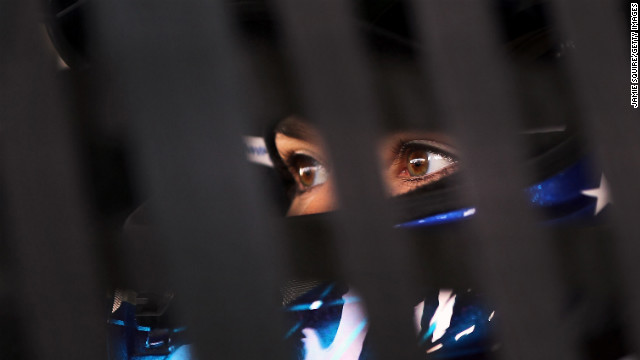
[409,1,580,359]
[90,1,285,359]
[0,1,106,359]
[550,0,640,353]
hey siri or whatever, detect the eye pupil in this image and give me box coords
[407,150,429,176]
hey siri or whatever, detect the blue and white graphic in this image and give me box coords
[398,159,606,228]
[581,174,612,215]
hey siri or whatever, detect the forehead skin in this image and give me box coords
[275,116,453,144]
[274,116,321,142]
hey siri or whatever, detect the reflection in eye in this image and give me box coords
[288,154,329,191]
[394,140,458,187]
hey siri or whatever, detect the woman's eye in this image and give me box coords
[290,154,328,190]
[396,141,457,182]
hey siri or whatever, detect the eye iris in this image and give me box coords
[407,149,429,176]
[290,154,328,189]
[299,165,317,187]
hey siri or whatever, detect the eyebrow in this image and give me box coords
[274,116,318,142]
